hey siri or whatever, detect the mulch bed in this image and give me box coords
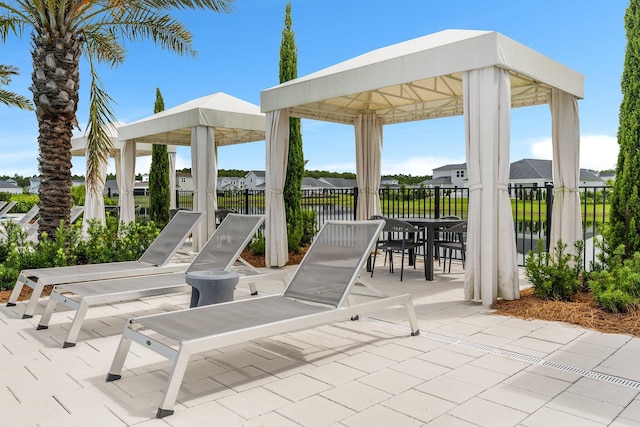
[492,288,640,337]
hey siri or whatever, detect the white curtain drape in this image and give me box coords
[119,140,136,224]
[354,114,383,220]
[191,126,218,251]
[463,67,519,304]
[82,157,107,232]
[265,109,290,267]
[549,89,581,253]
[169,149,176,209]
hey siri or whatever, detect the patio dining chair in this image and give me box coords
[370,217,424,281]
[434,220,467,273]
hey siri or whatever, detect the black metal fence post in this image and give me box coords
[545,183,553,252]
[244,189,249,214]
[353,187,358,220]
[434,186,441,219]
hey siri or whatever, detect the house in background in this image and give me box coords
[176,172,194,192]
[218,176,245,191]
[0,179,23,194]
[244,170,265,190]
[509,158,605,187]
[318,177,357,188]
[29,176,39,194]
[422,159,606,189]
[424,163,468,189]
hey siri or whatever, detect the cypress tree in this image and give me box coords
[149,88,170,226]
[610,0,640,258]
[280,3,304,252]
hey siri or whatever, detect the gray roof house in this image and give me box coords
[0,180,22,194]
[510,158,605,187]
[423,159,606,188]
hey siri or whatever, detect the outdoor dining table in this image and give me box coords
[398,217,465,281]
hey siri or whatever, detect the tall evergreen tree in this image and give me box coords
[610,0,640,258]
[149,88,170,226]
[280,2,304,252]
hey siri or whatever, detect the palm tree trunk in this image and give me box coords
[31,32,81,238]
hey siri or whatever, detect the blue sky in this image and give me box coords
[0,0,628,177]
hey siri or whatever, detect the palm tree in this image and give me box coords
[0,64,32,109]
[0,0,233,238]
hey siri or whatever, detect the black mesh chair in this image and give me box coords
[370,217,424,281]
[434,221,467,273]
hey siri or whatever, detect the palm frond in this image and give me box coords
[138,0,233,13]
[96,8,196,57]
[0,88,33,110]
[0,64,33,110]
[82,29,126,67]
[85,57,116,193]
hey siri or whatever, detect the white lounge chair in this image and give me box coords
[7,210,204,318]
[0,201,16,218]
[36,214,275,347]
[16,204,39,229]
[106,219,420,418]
[24,205,85,243]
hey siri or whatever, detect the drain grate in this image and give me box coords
[363,318,640,391]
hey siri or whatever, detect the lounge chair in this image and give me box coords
[24,206,84,243]
[7,210,204,318]
[0,201,16,218]
[106,219,420,418]
[16,204,39,229]
[36,214,275,347]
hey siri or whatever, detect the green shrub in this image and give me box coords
[8,194,38,213]
[300,209,318,246]
[589,250,640,313]
[249,230,265,256]
[524,239,583,300]
[0,217,162,290]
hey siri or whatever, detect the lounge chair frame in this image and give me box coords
[36,214,276,347]
[0,201,16,218]
[7,210,203,318]
[106,220,420,418]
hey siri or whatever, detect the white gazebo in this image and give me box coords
[261,29,584,306]
[118,92,266,250]
[71,121,178,230]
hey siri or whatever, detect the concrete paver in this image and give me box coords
[0,263,639,426]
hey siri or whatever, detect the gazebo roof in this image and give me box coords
[70,121,156,157]
[261,29,584,124]
[118,92,265,146]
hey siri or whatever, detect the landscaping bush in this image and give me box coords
[9,194,38,213]
[589,247,640,313]
[0,217,162,290]
[300,209,318,246]
[524,239,583,300]
[248,230,265,256]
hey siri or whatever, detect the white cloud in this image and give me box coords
[529,134,618,171]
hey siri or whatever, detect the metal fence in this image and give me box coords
[175,184,610,268]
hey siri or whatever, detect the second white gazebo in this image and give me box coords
[261,29,584,306]
[118,92,266,250]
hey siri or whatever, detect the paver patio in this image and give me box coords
[1,259,639,426]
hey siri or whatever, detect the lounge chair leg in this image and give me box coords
[248,282,258,295]
[63,300,90,348]
[37,297,58,330]
[7,274,26,307]
[23,280,46,319]
[106,334,133,382]
[157,349,191,418]
[405,297,420,336]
